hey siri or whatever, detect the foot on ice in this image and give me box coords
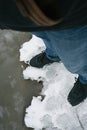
[68,78,87,106]
[30,52,60,68]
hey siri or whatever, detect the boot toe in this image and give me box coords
[67,79,87,106]
[68,90,86,106]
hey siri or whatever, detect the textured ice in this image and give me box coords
[20,35,87,130]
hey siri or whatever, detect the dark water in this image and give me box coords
[0,30,42,130]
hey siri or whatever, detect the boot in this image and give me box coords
[68,78,87,106]
[30,52,60,68]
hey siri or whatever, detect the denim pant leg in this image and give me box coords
[41,26,87,84]
[32,31,60,61]
[32,26,87,84]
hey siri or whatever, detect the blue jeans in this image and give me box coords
[32,26,87,84]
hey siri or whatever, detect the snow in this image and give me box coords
[20,35,87,130]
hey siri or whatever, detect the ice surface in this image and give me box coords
[20,35,87,130]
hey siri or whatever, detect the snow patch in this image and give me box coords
[20,35,87,130]
[20,35,46,63]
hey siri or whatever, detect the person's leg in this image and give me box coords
[32,27,87,80]
[41,27,87,84]
[32,31,60,61]
[32,26,87,106]
[44,26,87,106]
[30,31,61,67]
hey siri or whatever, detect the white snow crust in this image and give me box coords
[20,35,87,130]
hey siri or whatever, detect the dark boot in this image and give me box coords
[30,52,60,68]
[68,78,87,106]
